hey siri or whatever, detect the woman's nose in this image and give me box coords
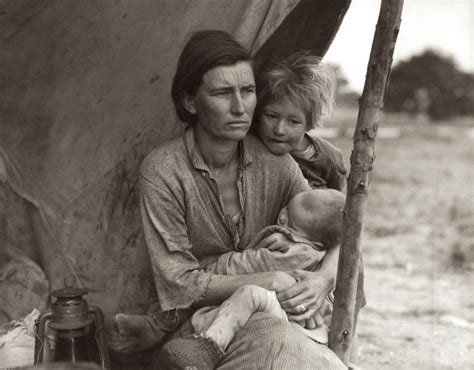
[230,93,245,115]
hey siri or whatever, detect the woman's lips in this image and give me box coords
[269,138,287,144]
[227,121,249,127]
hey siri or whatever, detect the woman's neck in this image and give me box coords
[194,126,239,170]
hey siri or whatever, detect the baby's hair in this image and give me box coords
[297,189,345,247]
[255,51,336,130]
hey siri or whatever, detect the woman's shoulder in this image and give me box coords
[140,136,187,180]
[245,133,297,166]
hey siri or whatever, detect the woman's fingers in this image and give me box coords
[277,284,327,318]
[277,281,320,307]
[279,292,316,312]
[288,307,318,322]
[314,313,324,327]
[276,280,307,302]
[305,317,317,329]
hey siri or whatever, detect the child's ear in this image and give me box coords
[183,94,196,114]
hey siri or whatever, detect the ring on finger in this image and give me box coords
[298,304,307,313]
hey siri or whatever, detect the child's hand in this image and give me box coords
[259,232,293,252]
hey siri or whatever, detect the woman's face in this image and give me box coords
[187,61,256,143]
[258,95,308,155]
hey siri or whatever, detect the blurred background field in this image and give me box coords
[314,108,474,369]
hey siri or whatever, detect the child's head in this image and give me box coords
[277,189,345,248]
[254,52,336,155]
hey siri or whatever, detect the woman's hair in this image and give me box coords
[171,30,252,125]
[255,52,336,130]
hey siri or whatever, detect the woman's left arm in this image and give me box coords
[276,242,340,321]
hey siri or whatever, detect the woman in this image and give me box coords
[139,30,344,369]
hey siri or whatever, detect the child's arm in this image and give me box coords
[203,228,325,275]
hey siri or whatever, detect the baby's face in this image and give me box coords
[277,194,313,240]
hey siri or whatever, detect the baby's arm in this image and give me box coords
[203,227,325,275]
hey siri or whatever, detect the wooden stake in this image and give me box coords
[328,0,404,365]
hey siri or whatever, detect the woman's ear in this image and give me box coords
[183,94,196,114]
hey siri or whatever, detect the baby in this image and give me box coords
[158,189,345,369]
[202,188,344,276]
[110,189,344,358]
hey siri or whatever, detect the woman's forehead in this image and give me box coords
[202,62,255,88]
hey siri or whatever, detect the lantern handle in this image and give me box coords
[64,274,76,288]
[89,306,111,370]
[34,311,53,364]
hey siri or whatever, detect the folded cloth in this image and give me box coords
[0,309,39,369]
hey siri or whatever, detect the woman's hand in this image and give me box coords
[276,269,333,322]
[301,313,324,329]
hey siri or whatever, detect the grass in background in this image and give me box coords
[317,108,474,272]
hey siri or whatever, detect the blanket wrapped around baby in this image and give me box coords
[202,225,326,274]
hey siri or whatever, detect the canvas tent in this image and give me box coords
[0,0,351,324]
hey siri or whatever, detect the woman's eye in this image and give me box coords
[242,87,256,94]
[213,90,229,96]
[289,120,301,125]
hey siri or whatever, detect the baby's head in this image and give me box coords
[277,189,345,248]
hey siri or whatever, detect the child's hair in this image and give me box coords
[255,51,336,130]
[296,189,345,247]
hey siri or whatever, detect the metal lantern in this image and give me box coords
[34,277,110,369]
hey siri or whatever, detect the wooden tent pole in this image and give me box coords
[328,0,403,365]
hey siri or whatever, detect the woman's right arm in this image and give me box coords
[196,271,297,307]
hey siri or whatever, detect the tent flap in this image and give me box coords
[0,0,349,322]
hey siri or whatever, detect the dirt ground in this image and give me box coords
[357,265,473,370]
[325,117,474,370]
